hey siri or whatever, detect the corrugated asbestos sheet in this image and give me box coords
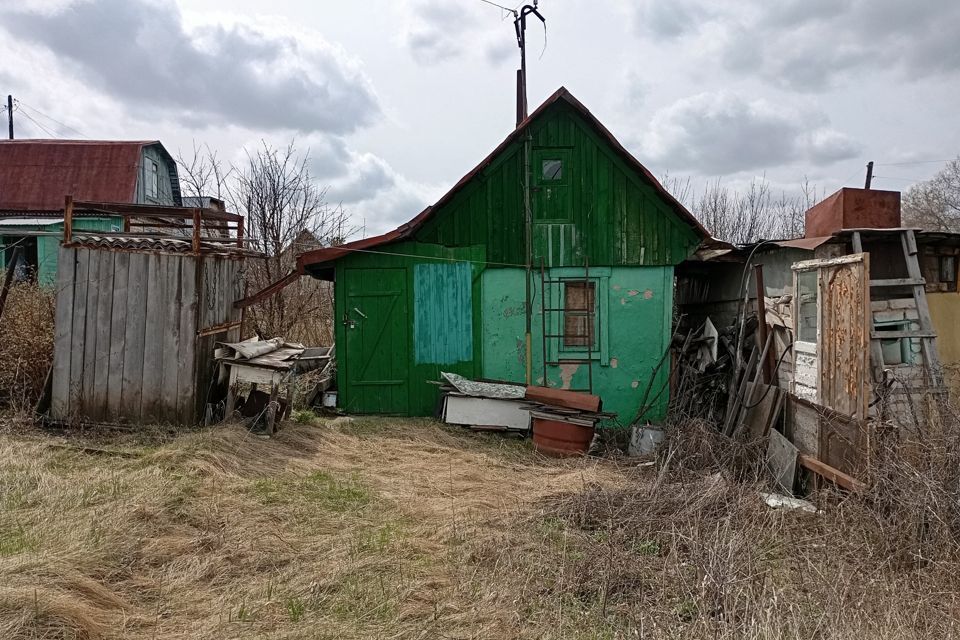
[50,244,243,425]
[0,140,153,209]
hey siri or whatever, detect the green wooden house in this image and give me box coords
[0,140,181,284]
[297,88,707,423]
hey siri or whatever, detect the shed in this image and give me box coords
[296,87,707,422]
[49,206,249,426]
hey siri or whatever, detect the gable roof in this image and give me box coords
[0,139,164,210]
[298,87,706,273]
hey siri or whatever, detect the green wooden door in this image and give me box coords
[343,268,410,414]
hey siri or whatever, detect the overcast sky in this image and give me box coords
[4,0,959,235]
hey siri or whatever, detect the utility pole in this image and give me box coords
[511,3,545,384]
[864,161,874,189]
[7,95,12,140]
[513,3,545,126]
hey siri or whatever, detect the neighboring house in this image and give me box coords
[296,88,707,421]
[677,187,958,479]
[0,139,181,284]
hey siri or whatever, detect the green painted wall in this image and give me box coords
[414,102,701,268]
[1,217,121,285]
[481,267,674,424]
[329,99,699,422]
[334,242,486,416]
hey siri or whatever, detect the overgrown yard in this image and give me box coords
[0,416,959,639]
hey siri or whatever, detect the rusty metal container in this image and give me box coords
[531,415,596,457]
[805,187,901,238]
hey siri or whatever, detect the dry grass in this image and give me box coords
[2,414,960,639]
[0,281,54,411]
[0,416,622,639]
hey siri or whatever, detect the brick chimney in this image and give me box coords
[804,187,901,238]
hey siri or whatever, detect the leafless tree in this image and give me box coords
[177,141,355,344]
[903,157,960,231]
[177,141,232,203]
[668,176,820,244]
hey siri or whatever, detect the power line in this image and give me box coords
[16,100,87,138]
[876,159,954,167]
[872,175,921,183]
[477,0,518,15]
[15,107,58,138]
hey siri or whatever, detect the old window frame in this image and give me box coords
[791,253,870,417]
[563,280,595,348]
[546,267,610,365]
[146,160,160,199]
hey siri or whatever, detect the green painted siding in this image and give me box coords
[330,99,697,422]
[334,242,485,415]
[1,217,122,285]
[414,102,700,267]
[481,266,674,424]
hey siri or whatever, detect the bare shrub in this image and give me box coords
[903,156,960,231]
[0,280,54,411]
[177,141,349,344]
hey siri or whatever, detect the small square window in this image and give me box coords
[541,158,563,181]
[563,281,595,348]
[939,255,956,283]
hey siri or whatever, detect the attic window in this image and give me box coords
[146,160,159,198]
[541,159,563,181]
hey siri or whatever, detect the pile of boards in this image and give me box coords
[522,385,612,427]
[437,373,614,435]
[437,372,530,432]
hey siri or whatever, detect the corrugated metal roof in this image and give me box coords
[0,217,64,227]
[0,139,154,210]
[298,87,708,272]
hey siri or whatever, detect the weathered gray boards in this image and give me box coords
[50,242,244,425]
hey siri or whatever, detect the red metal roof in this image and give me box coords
[298,87,707,273]
[0,139,154,210]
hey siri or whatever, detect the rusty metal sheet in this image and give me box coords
[805,187,901,238]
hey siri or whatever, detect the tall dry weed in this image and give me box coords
[0,280,54,411]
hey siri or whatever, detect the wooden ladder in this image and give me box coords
[851,229,942,387]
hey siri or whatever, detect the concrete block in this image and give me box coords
[871,300,890,311]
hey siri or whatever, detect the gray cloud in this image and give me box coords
[400,0,516,67]
[634,0,708,40]
[301,134,432,234]
[643,0,960,91]
[402,1,476,65]
[641,92,860,174]
[2,0,380,133]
